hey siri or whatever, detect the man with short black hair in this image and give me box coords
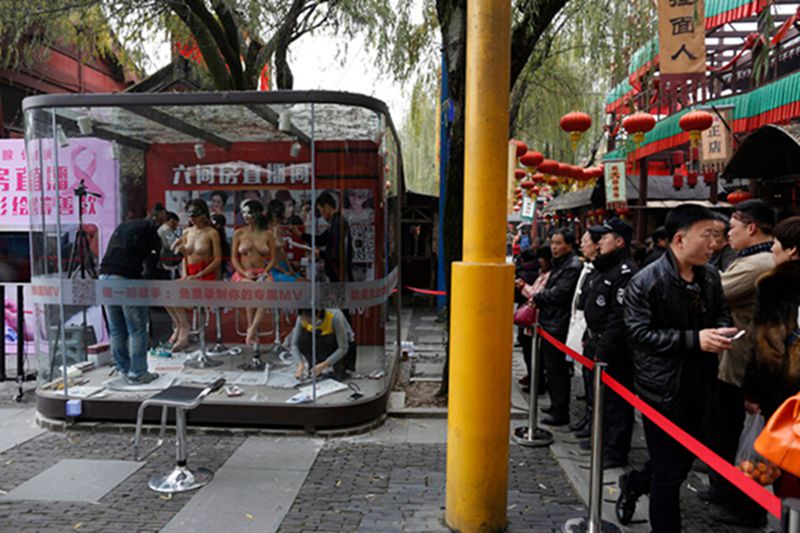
[642,226,667,266]
[710,212,737,271]
[624,204,735,532]
[533,228,581,425]
[706,199,775,527]
[581,217,638,468]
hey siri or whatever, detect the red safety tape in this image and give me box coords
[404,286,447,296]
[536,327,595,371]
[536,327,783,519]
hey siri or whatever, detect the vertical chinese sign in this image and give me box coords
[604,159,628,211]
[659,0,706,75]
[658,0,706,106]
[699,107,733,173]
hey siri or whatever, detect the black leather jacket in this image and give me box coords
[624,248,732,409]
[534,250,581,338]
[583,248,638,364]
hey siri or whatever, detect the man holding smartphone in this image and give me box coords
[623,204,735,532]
[706,200,775,527]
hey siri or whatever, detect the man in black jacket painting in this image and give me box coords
[623,204,736,532]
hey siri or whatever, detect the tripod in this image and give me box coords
[68,180,101,280]
[50,180,103,381]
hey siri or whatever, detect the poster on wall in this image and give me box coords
[0,138,120,259]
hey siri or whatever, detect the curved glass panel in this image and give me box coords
[24,95,402,426]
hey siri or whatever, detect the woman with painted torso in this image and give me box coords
[231,199,277,344]
[167,199,221,351]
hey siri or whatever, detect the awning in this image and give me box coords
[723,124,800,181]
[543,187,593,212]
[645,200,732,209]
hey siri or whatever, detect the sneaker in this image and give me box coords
[126,371,159,385]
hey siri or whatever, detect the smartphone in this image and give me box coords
[729,330,746,341]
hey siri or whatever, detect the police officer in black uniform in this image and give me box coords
[582,217,638,469]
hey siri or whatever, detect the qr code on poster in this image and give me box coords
[70,278,97,306]
[351,223,374,263]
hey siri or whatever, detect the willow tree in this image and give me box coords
[0,0,413,90]
[512,0,657,163]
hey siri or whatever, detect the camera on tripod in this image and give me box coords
[74,179,102,200]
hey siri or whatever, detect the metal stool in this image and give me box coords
[184,307,223,368]
[235,302,274,370]
[207,306,242,357]
[133,378,226,493]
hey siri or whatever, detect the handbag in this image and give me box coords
[514,301,537,327]
[754,392,800,477]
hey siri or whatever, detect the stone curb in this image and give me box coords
[35,412,387,438]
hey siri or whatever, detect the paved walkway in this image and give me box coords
[0,307,783,532]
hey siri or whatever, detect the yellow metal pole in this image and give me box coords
[445,1,514,532]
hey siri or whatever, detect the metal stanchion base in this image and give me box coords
[183,350,223,369]
[562,518,622,533]
[264,343,292,365]
[512,425,554,447]
[206,344,243,357]
[239,357,266,371]
[148,465,213,494]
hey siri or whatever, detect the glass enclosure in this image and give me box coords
[23,92,402,425]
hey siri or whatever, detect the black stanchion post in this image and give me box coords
[783,498,800,533]
[15,285,25,402]
[512,324,553,447]
[0,285,5,382]
[563,361,621,533]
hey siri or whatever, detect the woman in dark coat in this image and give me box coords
[744,216,800,497]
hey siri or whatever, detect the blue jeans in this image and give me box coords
[100,274,149,378]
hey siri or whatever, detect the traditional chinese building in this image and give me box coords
[602,0,800,239]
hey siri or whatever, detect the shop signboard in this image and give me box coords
[700,106,734,172]
[658,0,706,76]
[604,159,628,211]
[521,195,535,222]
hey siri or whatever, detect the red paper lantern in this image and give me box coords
[679,110,714,145]
[513,205,520,212]
[556,163,570,177]
[514,169,526,181]
[532,173,544,184]
[673,172,684,190]
[687,171,698,188]
[616,206,631,217]
[520,179,534,190]
[560,111,592,149]
[622,112,656,147]
[511,139,528,157]
[531,186,540,195]
[538,159,559,175]
[703,170,717,186]
[547,176,559,187]
[520,150,544,169]
[727,190,753,205]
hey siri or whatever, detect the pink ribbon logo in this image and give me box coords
[71,145,103,206]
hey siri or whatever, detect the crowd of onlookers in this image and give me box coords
[510,202,800,531]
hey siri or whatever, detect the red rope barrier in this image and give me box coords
[404,286,447,296]
[536,327,783,519]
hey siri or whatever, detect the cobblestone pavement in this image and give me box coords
[0,429,244,533]
[277,442,585,533]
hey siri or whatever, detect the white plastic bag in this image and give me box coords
[736,412,765,465]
